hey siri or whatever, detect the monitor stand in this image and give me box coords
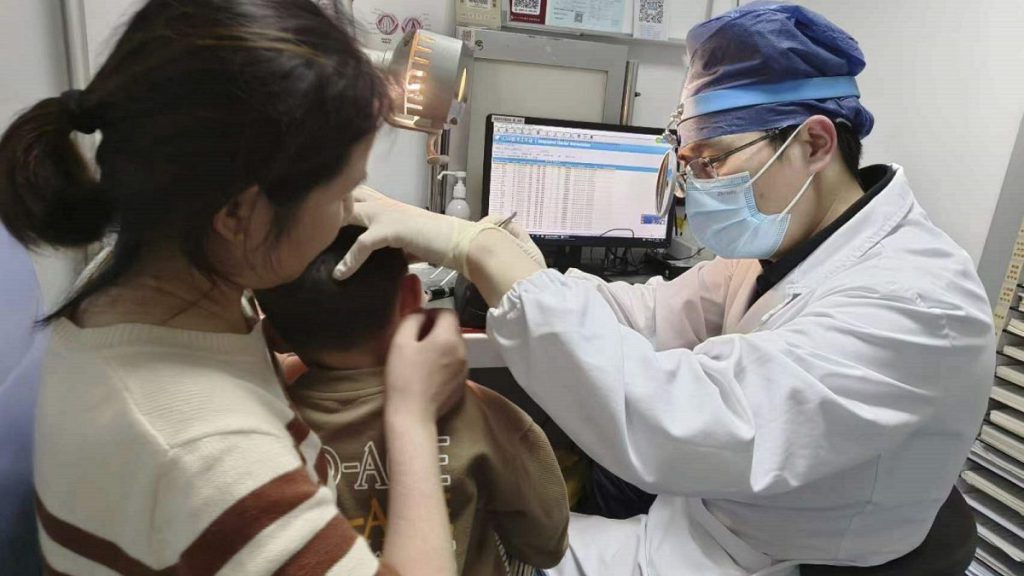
[550,246,605,278]
[549,246,580,273]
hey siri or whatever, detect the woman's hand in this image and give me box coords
[383,309,467,423]
[381,309,464,576]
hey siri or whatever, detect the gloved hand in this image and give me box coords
[478,214,546,268]
[334,186,501,281]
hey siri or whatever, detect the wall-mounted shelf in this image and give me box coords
[498,20,687,48]
[964,215,1024,576]
[495,0,713,48]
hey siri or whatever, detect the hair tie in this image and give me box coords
[60,89,101,135]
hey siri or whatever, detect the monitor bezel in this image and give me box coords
[482,114,673,249]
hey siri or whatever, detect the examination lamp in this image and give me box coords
[366,29,473,158]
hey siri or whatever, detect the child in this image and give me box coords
[256,226,569,575]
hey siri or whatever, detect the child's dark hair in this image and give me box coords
[0,0,392,321]
[255,226,408,357]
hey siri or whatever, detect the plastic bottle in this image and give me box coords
[438,171,471,220]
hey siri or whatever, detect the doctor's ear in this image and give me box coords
[802,116,838,174]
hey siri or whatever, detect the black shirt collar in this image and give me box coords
[753,164,896,302]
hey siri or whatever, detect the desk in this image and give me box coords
[424,297,505,369]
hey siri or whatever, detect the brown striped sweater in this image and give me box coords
[34,319,395,575]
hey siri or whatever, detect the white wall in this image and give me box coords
[647,0,1024,265]
[355,0,456,207]
[0,0,83,312]
[462,0,1024,266]
[75,0,456,209]
[0,3,67,124]
[13,0,1021,273]
[627,43,687,129]
[82,0,145,73]
[786,0,1024,264]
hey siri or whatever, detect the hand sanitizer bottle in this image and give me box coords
[438,171,471,220]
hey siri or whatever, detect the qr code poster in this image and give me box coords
[509,0,548,25]
[637,0,664,24]
[633,0,668,41]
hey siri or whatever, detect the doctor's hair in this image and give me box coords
[769,120,863,183]
[254,226,409,358]
[0,0,391,322]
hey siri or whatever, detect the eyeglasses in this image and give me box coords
[681,129,782,184]
[654,127,782,217]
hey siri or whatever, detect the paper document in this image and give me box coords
[457,0,500,29]
[999,365,1024,388]
[1008,318,1024,339]
[1006,345,1024,364]
[993,409,1024,440]
[547,0,626,33]
[968,560,1002,576]
[981,425,1024,465]
[972,441,1024,490]
[352,0,439,50]
[978,514,1024,562]
[962,467,1024,516]
[633,0,668,41]
[509,0,547,25]
[994,384,1024,413]
[976,539,1024,576]
[964,484,1024,542]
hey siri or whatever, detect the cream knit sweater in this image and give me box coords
[34,319,395,575]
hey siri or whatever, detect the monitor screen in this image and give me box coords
[482,115,673,247]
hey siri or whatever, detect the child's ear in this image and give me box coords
[397,274,423,317]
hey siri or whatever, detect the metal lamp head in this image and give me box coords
[383,29,473,135]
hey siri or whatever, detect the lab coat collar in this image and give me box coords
[736,164,914,332]
[786,164,913,290]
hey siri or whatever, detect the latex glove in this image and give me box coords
[478,214,546,268]
[334,186,500,281]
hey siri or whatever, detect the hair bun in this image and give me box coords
[60,90,101,135]
[39,181,116,246]
[0,96,113,247]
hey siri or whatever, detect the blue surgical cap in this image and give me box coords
[677,1,874,146]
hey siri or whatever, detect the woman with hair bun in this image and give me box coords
[0,1,464,574]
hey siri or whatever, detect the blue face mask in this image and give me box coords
[684,125,814,260]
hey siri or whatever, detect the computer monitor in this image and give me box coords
[482,114,673,249]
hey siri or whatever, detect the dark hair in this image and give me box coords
[769,119,862,183]
[0,0,392,321]
[255,226,408,357]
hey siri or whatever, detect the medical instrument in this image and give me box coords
[362,30,472,143]
[497,212,518,230]
[425,285,455,302]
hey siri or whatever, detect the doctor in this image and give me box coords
[336,3,995,574]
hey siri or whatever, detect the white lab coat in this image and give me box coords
[487,165,995,575]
